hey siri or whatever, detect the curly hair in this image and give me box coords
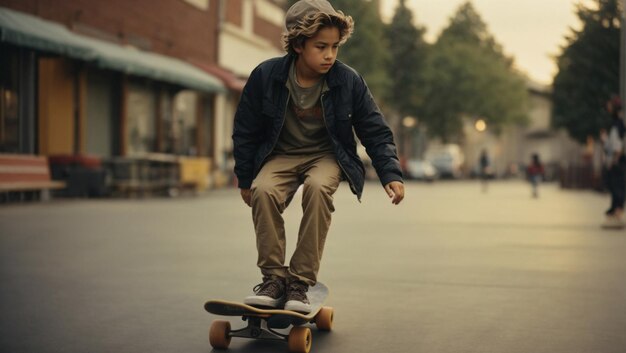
[282,11,354,55]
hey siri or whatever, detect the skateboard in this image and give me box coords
[204,282,332,353]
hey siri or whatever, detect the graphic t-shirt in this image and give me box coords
[273,62,333,155]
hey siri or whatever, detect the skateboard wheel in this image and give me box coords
[288,326,312,353]
[315,306,333,331]
[209,320,231,349]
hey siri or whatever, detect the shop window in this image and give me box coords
[173,91,198,156]
[159,90,174,154]
[126,82,157,155]
[201,96,214,157]
[0,50,19,153]
[86,70,117,157]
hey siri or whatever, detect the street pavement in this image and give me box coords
[1,180,625,353]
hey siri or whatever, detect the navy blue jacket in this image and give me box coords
[232,54,402,200]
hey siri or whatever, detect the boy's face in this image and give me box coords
[295,26,340,77]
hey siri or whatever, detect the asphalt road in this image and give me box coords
[1,180,625,353]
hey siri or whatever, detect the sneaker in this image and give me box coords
[602,215,625,229]
[244,275,286,308]
[284,280,312,313]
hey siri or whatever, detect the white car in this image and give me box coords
[425,144,464,179]
[406,159,438,181]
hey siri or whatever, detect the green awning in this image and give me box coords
[0,6,226,93]
[0,7,94,60]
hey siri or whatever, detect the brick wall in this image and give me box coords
[253,16,283,51]
[225,0,242,27]
[0,0,219,64]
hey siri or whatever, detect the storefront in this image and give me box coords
[0,7,226,196]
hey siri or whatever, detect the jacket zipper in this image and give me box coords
[321,92,361,202]
[254,91,290,176]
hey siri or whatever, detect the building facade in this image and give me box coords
[462,81,580,180]
[0,0,290,194]
[0,0,226,159]
[212,0,285,186]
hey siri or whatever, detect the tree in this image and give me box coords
[283,0,390,98]
[385,0,428,119]
[552,0,621,143]
[420,2,528,142]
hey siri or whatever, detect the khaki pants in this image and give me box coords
[251,153,342,286]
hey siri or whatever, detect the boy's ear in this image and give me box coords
[293,44,303,54]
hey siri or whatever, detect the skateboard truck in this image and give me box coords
[208,308,332,353]
[230,316,286,341]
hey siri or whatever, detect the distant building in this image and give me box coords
[462,80,580,180]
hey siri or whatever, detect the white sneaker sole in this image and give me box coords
[244,295,284,308]
[284,300,312,313]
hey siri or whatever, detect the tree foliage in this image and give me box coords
[552,0,621,143]
[420,2,528,142]
[284,0,390,98]
[282,1,531,142]
[384,0,428,119]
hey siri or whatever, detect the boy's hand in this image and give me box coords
[240,189,252,207]
[384,181,404,205]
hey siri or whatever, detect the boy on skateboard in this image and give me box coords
[232,0,404,313]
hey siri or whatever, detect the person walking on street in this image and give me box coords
[526,153,545,198]
[601,95,625,228]
[479,149,491,193]
[232,0,404,313]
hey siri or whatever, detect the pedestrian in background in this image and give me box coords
[232,0,404,313]
[479,149,491,193]
[526,153,544,198]
[601,95,625,228]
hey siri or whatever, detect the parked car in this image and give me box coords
[406,159,438,181]
[425,144,465,179]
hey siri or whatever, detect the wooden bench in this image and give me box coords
[0,154,66,201]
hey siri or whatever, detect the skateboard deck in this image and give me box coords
[204,282,332,353]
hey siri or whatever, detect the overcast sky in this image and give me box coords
[379,0,592,85]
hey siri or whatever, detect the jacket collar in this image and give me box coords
[272,54,343,88]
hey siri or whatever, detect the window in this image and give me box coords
[159,90,175,153]
[0,48,19,153]
[126,82,157,155]
[183,0,209,10]
[173,90,198,155]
